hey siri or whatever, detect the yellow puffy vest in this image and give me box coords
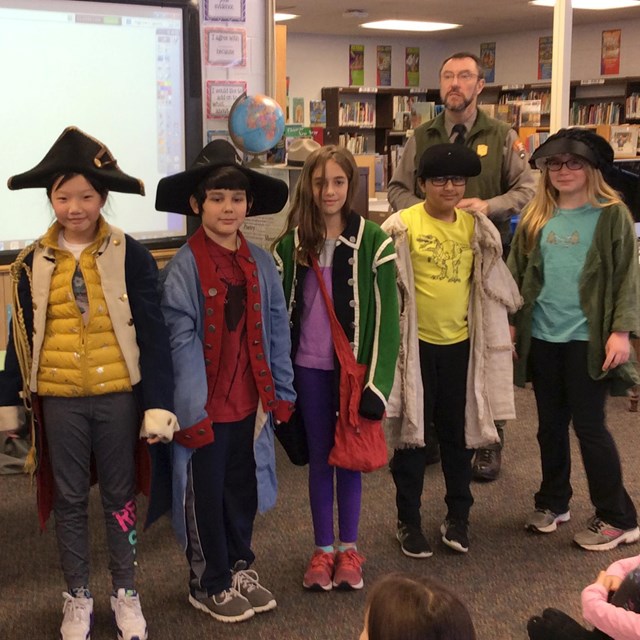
[36,223,132,397]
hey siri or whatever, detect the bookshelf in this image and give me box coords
[321,87,439,186]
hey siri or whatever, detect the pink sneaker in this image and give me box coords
[332,549,365,590]
[302,550,334,591]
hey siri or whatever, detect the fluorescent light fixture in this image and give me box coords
[274,12,299,21]
[361,19,461,31]
[530,0,639,8]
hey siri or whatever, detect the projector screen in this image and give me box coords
[0,0,202,261]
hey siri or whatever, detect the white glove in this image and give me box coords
[0,405,25,432]
[140,408,179,443]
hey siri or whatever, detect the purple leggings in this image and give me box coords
[294,365,362,547]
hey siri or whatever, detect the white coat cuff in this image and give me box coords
[140,409,179,443]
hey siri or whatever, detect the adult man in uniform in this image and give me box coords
[388,51,536,482]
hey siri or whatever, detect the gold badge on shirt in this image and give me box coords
[476,144,488,157]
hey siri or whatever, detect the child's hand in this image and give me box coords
[602,331,631,371]
[595,570,623,592]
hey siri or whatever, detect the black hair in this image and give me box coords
[46,173,109,201]
[191,165,253,212]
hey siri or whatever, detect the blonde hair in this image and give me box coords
[519,160,621,255]
[274,145,358,263]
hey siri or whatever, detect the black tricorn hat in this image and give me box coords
[8,126,144,195]
[417,143,482,179]
[529,128,614,170]
[155,139,289,216]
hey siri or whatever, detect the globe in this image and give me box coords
[228,93,286,156]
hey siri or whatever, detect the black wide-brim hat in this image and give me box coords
[8,126,144,195]
[155,139,289,216]
[529,128,614,170]
[417,143,482,179]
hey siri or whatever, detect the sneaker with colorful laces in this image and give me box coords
[110,589,148,640]
[231,561,276,613]
[332,548,365,590]
[60,590,94,640]
[302,549,335,591]
[573,516,640,551]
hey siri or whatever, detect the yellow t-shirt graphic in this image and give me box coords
[401,203,474,344]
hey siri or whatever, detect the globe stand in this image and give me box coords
[245,153,267,168]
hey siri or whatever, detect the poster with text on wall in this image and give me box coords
[349,45,364,86]
[405,47,419,87]
[205,0,245,22]
[207,80,247,119]
[480,42,495,83]
[205,27,246,67]
[377,45,391,86]
[601,29,621,76]
[538,36,552,80]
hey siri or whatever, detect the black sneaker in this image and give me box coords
[440,518,469,553]
[396,521,433,558]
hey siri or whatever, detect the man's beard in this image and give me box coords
[444,91,473,113]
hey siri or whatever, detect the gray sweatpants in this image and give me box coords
[42,392,139,591]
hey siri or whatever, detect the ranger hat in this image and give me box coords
[287,138,321,167]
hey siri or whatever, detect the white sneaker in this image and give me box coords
[60,592,94,640]
[110,589,148,640]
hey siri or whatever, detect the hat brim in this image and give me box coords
[529,138,599,170]
[7,127,144,195]
[8,164,144,195]
[155,161,288,216]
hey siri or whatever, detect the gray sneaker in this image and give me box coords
[573,516,640,551]
[232,562,276,613]
[525,509,570,533]
[188,588,254,623]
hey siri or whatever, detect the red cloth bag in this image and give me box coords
[311,257,388,473]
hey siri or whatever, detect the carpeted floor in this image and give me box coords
[1,386,639,640]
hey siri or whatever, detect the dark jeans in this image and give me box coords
[529,338,637,529]
[185,414,257,598]
[392,339,474,525]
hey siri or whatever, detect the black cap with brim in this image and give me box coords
[155,139,289,216]
[529,128,613,170]
[8,126,144,195]
[418,143,482,179]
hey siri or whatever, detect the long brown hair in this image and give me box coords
[365,574,476,640]
[519,159,621,255]
[274,145,358,263]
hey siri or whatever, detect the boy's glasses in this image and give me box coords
[429,176,467,186]
[545,158,585,172]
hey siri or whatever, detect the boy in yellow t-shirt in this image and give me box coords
[383,143,520,558]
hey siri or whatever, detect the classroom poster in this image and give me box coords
[601,29,621,76]
[205,27,246,67]
[538,36,552,81]
[480,42,496,83]
[405,47,420,87]
[206,80,247,118]
[349,45,365,86]
[204,0,245,22]
[377,45,391,86]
